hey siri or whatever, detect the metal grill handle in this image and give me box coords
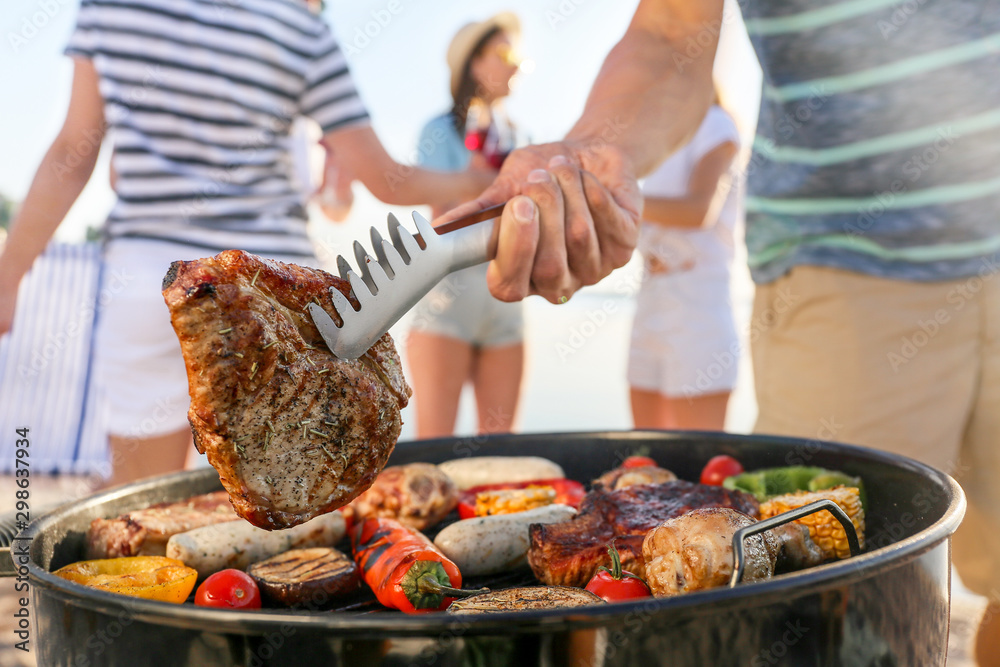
[0,511,21,577]
[728,499,861,588]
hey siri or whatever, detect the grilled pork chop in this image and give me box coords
[86,491,238,559]
[162,250,411,529]
[527,480,759,587]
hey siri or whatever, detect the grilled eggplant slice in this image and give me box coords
[246,547,359,607]
[446,586,604,613]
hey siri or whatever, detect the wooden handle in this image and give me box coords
[433,201,508,235]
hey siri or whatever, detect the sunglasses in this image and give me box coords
[492,43,522,68]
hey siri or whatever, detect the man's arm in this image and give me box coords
[0,58,106,335]
[320,124,494,210]
[442,0,724,303]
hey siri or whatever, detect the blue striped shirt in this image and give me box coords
[741,0,1000,282]
[65,0,369,256]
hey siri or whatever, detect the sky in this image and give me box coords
[0,0,762,248]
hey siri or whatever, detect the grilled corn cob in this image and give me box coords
[759,486,865,560]
[474,486,557,516]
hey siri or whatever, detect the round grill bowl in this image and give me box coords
[18,431,965,666]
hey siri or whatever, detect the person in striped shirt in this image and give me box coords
[450,0,1000,659]
[0,0,494,489]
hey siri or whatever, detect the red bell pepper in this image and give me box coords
[351,517,483,613]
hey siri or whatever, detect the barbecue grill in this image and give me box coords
[3,430,965,666]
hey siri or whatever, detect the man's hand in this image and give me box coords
[438,141,642,304]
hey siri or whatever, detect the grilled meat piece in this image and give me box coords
[642,508,779,597]
[342,463,458,531]
[527,480,758,587]
[162,250,411,530]
[247,547,360,607]
[85,491,237,559]
[592,465,677,491]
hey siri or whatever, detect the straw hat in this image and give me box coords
[446,12,521,99]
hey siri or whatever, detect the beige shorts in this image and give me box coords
[752,263,1000,597]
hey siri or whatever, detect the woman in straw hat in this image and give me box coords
[406,13,525,437]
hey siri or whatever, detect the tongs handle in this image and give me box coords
[416,201,507,273]
[434,201,508,235]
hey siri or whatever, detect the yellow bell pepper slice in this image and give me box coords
[54,556,198,604]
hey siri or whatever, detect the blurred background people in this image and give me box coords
[628,89,742,430]
[406,13,526,438]
[0,0,490,488]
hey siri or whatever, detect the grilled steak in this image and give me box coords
[162,250,411,530]
[85,491,237,559]
[527,480,759,587]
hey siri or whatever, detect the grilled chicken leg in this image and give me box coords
[642,507,779,596]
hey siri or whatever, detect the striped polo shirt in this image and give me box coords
[65,0,369,256]
[741,0,1000,283]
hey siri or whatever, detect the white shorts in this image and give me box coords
[627,271,739,398]
[94,239,315,438]
[409,264,523,348]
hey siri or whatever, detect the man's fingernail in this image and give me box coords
[527,169,550,184]
[513,197,535,223]
[548,155,570,168]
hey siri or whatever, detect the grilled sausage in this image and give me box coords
[438,457,565,490]
[446,586,604,613]
[246,547,359,607]
[165,511,346,579]
[433,504,577,576]
[343,463,458,530]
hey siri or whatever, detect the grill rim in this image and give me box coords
[19,430,965,637]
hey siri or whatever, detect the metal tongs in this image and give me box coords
[308,202,506,359]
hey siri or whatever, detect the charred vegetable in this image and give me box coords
[247,547,359,607]
[446,586,604,613]
[759,486,866,560]
[351,517,484,613]
[54,556,197,603]
[723,466,864,506]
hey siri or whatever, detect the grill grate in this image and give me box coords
[0,511,21,577]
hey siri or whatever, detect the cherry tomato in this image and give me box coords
[621,456,657,469]
[700,455,744,486]
[194,569,261,609]
[584,543,651,603]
